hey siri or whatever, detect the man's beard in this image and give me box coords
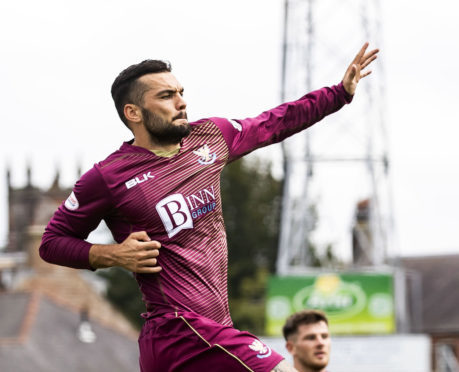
[141,107,191,146]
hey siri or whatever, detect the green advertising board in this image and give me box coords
[266,273,395,335]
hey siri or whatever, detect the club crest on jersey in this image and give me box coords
[193,144,217,165]
[248,340,272,359]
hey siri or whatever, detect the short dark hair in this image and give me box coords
[282,310,328,341]
[111,59,172,127]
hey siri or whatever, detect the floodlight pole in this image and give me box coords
[276,0,392,275]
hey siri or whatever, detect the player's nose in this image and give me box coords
[176,94,187,111]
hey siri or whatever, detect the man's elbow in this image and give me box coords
[39,240,51,264]
[39,231,56,264]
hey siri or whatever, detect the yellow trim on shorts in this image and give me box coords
[178,316,211,347]
[177,315,254,371]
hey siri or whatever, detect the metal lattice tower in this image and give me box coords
[276,0,392,275]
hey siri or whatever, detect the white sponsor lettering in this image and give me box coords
[156,194,193,238]
[126,172,155,189]
[185,186,216,210]
[64,191,79,211]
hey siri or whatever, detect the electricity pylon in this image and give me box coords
[276,0,392,275]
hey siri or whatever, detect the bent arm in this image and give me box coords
[39,166,114,270]
[40,166,162,273]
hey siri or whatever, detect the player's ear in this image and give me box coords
[286,340,295,355]
[124,104,142,124]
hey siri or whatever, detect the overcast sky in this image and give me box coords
[0,0,458,260]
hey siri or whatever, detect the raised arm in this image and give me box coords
[214,82,352,161]
[213,43,379,161]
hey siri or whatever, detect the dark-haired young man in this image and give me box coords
[40,43,377,371]
[283,310,331,372]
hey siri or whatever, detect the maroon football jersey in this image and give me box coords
[40,83,352,325]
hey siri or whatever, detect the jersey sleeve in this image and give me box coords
[213,82,353,162]
[39,166,114,270]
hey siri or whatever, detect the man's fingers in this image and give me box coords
[132,255,162,273]
[362,48,379,62]
[138,257,158,266]
[137,256,162,273]
[128,232,161,250]
[343,43,378,95]
[360,70,372,79]
[353,42,369,64]
[140,248,160,260]
[129,231,151,242]
[138,240,161,250]
[361,54,377,70]
[136,266,163,274]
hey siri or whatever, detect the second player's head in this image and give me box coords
[283,310,330,372]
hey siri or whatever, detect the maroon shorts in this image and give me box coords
[138,310,284,372]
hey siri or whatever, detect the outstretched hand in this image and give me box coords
[342,42,379,95]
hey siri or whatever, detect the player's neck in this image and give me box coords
[132,134,181,153]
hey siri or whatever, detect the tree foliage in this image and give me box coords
[221,157,282,334]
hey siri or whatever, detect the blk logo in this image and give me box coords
[125,171,155,189]
[156,194,193,238]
